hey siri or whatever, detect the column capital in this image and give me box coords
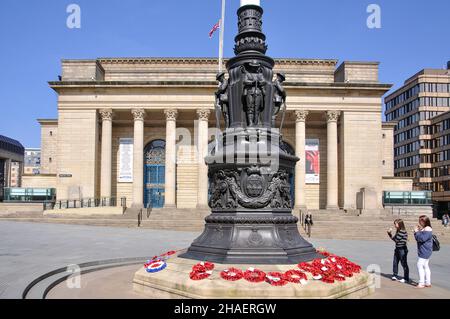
[164,109,178,121]
[197,109,211,121]
[131,108,146,121]
[326,111,341,123]
[99,109,113,121]
[295,110,309,122]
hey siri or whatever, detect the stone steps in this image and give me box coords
[2,209,449,243]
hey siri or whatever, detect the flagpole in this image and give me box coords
[219,0,226,73]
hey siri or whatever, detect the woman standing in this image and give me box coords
[414,215,433,289]
[387,219,409,283]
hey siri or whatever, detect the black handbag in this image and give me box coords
[432,235,440,252]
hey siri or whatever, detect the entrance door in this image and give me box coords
[144,140,166,208]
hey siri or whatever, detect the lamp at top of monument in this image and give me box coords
[241,0,260,7]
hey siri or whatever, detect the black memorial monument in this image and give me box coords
[180,3,320,264]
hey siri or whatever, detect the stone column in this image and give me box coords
[100,109,113,199]
[294,110,309,211]
[164,109,178,208]
[132,109,146,208]
[197,109,211,209]
[326,111,340,210]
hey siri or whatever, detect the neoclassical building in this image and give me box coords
[25,57,412,213]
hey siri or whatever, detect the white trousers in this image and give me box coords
[417,258,431,286]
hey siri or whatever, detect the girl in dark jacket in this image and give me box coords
[387,219,409,283]
[414,215,433,289]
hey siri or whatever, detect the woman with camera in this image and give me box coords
[414,215,433,289]
[387,219,409,283]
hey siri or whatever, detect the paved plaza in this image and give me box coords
[0,221,449,299]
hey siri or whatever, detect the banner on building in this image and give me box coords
[305,139,320,184]
[118,138,133,183]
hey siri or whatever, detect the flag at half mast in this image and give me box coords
[209,20,221,38]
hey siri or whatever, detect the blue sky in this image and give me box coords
[0,0,449,147]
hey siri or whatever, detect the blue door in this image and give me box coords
[144,140,166,208]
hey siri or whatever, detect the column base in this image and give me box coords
[326,205,340,210]
[164,204,177,209]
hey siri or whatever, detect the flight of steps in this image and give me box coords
[299,210,450,244]
[1,208,449,244]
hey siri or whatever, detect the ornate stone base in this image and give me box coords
[133,256,375,299]
[179,211,321,264]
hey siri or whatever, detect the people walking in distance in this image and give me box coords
[304,213,314,238]
[442,213,449,228]
[387,219,409,283]
[414,215,433,289]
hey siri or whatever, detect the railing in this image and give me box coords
[44,197,127,213]
[138,206,152,227]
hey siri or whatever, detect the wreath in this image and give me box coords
[192,262,215,273]
[189,262,215,281]
[297,252,362,284]
[220,268,244,281]
[189,270,212,281]
[243,268,266,283]
[284,270,307,284]
[265,272,288,286]
[145,260,167,273]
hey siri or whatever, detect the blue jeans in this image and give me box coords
[393,247,409,281]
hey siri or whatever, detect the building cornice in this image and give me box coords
[382,121,398,129]
[48,80,391,92]
[96,57,338,67]
[37,119,58,125]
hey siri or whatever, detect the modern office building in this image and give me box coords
[385,62,450,211]
[24,148,41,175]
[0,135,25,201]
[22,57,412,214]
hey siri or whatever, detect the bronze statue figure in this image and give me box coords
[215,72,229,129]
[273,73,286,127]
[242,63,267,127]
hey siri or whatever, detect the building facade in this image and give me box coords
[27,57,409,213]
[385,63,450,213]
[24,148,41,175]
[385,64,450,189]
[0,135,25,200]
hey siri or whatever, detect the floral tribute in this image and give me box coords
[243,268,266,283]
[189,262,215,281]
[220,268,244,281]
[265,272,288,286]
[297,250,362,284]
[146,249,362,286]
[143,250,178,274]
[283,270,308,284]
[145,260,167,273]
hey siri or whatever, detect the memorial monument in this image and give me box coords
[133,0,375,298]
[179,0,320,264]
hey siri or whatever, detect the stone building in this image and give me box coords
[26,57,410,213]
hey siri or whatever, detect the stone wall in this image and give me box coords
[382,177,414,191]
[56,109,99,200]
[340,111,383,209]
[22,174,57,189]
[39,121,58,174]
[335,62,379,84]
